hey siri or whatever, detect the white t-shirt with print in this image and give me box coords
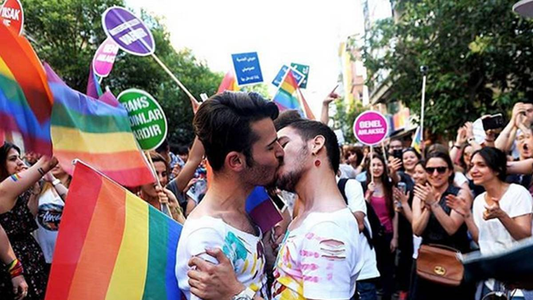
[341,178,380,281]
[176,216,268,300]
[271,208,363,300]
[34,187,64,263]
[473,183,533,292]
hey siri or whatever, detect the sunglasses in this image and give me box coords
[425,167,448,174]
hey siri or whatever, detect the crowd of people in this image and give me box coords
[1,91,533,300]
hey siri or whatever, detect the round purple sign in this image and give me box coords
[353,111,389,145]
[102,6,155,56]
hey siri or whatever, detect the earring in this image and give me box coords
[315,159,321,167]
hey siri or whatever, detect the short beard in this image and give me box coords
[276,169,303,193]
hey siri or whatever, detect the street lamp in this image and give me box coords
[514,0,533,17]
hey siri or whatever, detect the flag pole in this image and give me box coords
[151,53,200,111]
[420,66,428,143]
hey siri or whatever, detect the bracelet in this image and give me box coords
[37,167,46,176]
[7,258,23,278]
[455,211,471,218]
[453,144,461,149]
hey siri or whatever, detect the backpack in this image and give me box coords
[337,178,386,249]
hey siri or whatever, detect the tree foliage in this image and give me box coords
[363,0,533,138]
[23,0,222,145]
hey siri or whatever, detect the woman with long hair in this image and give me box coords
[447,147,532,299]
[0,142,57,299]
[365,154,398,300]
[411,151,475,300]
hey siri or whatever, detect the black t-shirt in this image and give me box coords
[421,185,471,253]
[397,171,415,251]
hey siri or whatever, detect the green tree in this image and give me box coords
[362,0,533,138]
[332,98,367,144]
[23,0,222,145]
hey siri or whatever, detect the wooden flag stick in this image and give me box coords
[151,53,200,111]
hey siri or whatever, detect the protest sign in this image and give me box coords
[290,63,310,88]
[231,52,264,86]
[117,89,167,151]
[272,65,305,87]
[353,111,389,146]
[102,6,155,56]
[92,37,119,77]
[0,0,24,35]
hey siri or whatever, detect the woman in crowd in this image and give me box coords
[33,164,70,274]
[392,147,421,300]
[0,224,28,299]
[411,150,475,300]
[0,142,57,299]
[365,154,398,300]
[138,152,185,224]
[447,147,532,299]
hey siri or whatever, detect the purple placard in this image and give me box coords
[102,6,155,56]
[353,111,389,145]
[92,37,119,77]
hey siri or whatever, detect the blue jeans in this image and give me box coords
[352,280,378,300]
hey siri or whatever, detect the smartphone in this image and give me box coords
[397,182,407,194]
[392,149,403,160]
[482,114,504,130]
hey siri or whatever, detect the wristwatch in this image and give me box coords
[232,287,255,300]
[52,179,61,187]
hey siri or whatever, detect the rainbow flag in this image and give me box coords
[0,23,54,155]
[46,162,182,300]
[46,66,155,187]
[411,126,422,153]
[272,70,301,112]
[217,71,240,93]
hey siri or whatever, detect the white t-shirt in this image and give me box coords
[271,208,363,300]
[176,216,268,299]
[339,164,357,179]
[34,187,64,263]
[473,183,533,292]
[340,178,380,281]
[454,171,468,188]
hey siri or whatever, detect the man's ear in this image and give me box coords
[225,151,246,172]
[310,135,326,155]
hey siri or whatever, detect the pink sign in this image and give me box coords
[353,111,389,145]
[92,37,119,77]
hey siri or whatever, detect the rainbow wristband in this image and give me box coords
[7,258,23,278]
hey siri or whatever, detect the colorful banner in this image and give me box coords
[290,63,310,89]
[231,52,263,86]
[117,89,168,151]
[0,0,24,35]
[217,71,240,93]
[46,162,182,300]
[102,6,155,56]
[93,37,119,77]
[272,70,301,112]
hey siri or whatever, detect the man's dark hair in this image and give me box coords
[472,147,507,181]
[274,110,303,131]
[286,120,340,173]
[193,91,279,171]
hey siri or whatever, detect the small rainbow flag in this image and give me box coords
[46,66,154,187]
[411,126,422,153]
[296,88,316,120]
[46,162,182,300]
[272,70,301,112]
[217,71,240,93]
[0,23,54,155]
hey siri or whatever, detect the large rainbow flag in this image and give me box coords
[45,65,154,187]
[46,162,182,300]
[0,23,54,155]
[272,70,301,112]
